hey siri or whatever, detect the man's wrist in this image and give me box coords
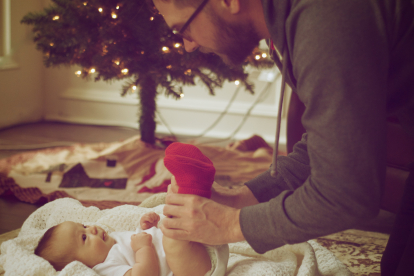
[233,185,259,209]
[230,208,245,243]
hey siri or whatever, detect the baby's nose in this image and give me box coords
[88,225,98,235]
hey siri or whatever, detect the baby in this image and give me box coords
[34,142,227,276]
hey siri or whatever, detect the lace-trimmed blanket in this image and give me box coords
[0,197,352,276]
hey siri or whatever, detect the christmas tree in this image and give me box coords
[21,0,274,144]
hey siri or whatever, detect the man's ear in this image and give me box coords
[220,0,241,14]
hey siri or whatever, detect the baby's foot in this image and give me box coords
[164,142,215,198]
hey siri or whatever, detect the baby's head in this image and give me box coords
[35,221,116,271]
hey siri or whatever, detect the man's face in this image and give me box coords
[153,0,260,67]
[54,221,116,268]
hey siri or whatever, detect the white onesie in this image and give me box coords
[93,227,228,276]
[93,227,171,276]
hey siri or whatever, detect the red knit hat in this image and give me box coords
[164,142,215,198]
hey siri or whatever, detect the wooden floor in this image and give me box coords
[0,121,396,235]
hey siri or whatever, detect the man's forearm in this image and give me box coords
[211,183,259,209]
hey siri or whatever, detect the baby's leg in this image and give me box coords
[163,235,211,276]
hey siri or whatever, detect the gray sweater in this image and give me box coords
[240,0,414,253]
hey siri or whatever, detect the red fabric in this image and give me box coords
[137,161,158,185]
[163,142,215,198]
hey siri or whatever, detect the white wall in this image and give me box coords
[44,64,289,148]
[0,0,44,129]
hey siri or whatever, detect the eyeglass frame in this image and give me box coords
[172,0,210,40]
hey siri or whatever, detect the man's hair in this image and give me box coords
[34,225,72,271]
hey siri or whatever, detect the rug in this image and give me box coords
[0,135,274,207]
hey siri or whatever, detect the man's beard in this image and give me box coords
[204,12,261,67]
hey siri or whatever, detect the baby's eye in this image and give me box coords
[82,234,87,241]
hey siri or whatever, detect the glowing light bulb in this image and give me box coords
[90,68,96,73]
[75,70,82,76]
[83,2,87,6]
[132,85,137,91]
[235,80,240,85]
[255,55,261,60]
[174,43,181,48]
[111,13,117,19]
[49,43,54,46]
[150,17,154,21]
[166,65,172,69]
[116,5,120,9]
[262,53,267,58]
[114,60,120,65]
[162,46,169,52]
[121,68,129,74]
[180,93,184,98]
[98,7,103,12]
[53,15,59,20]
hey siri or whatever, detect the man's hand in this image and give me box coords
[160,192,245,245]
[140,212,160,230]
[168,176,259,209]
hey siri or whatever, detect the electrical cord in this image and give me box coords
[158,76,279,145]
[193,85,242,138]
[198,79,275,145]
[156,84,241,139]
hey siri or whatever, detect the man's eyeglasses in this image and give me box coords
[172,0,210,40]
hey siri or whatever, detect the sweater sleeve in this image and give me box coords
[245,134,310,202]
[240,0,388,253]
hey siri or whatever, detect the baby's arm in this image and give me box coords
[124,232,159,276]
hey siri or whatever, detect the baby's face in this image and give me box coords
[55,221,116,268]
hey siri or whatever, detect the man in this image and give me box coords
[152,0,414,275]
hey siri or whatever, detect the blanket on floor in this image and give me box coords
[0,136,274,207]
[0,197,352,276]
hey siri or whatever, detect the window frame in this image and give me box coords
[0,0,18,70]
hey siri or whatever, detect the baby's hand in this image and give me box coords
[140,212,160,230]
[131,232,153,252]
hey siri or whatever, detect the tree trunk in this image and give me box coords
[139,76,157,144]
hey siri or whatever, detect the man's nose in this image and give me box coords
[183,38,199,52]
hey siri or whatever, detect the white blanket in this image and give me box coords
[0,197,352,276]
